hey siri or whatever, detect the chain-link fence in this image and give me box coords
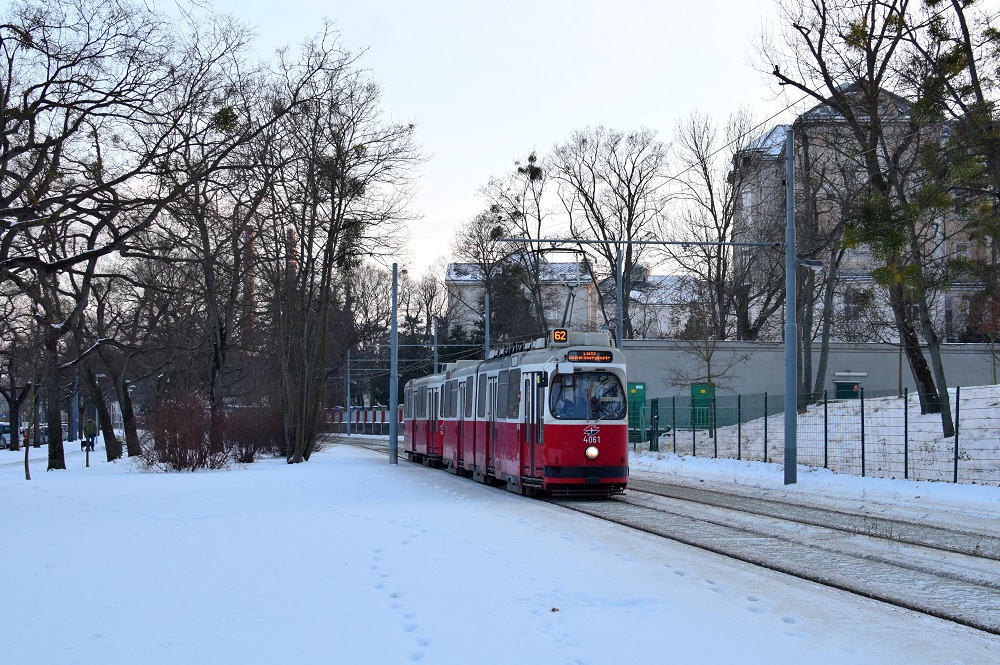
[631,386,1000,486]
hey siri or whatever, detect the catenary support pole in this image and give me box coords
[389,263,399,465]
[433,319,439,374]
[484,292,490,360]
[784,127,798,485]
[616,247,624,350]
[346,348,352,436]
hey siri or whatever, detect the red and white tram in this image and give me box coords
[403,329,628,496]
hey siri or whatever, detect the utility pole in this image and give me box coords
[388,263,399,464]
[784,127,798,485]
[346,348,351,436]
[483,292,490,360]
[615,247,624,350]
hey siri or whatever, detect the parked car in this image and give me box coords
[0,422,11,449]
[32,424,49,446]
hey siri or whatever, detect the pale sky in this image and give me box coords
[214,0,800,275]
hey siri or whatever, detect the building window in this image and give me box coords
[740,190,753,229]
[945,296,955,341]
[843,288,873,323]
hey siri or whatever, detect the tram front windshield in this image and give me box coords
[549,372,626,420]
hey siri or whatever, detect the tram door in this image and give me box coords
[457,381,466,462]
[425,388,438,454]
[432,390,440,455]
[486,376,498,474]
[524,373,544,478]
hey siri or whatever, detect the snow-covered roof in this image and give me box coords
[446,260,588,284]
[799,84,911,123]
[745,124,789,158]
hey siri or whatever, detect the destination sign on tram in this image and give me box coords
[566,350,614,363]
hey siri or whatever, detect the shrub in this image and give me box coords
[138,398,287,470]
[223,407,284,464]
[139,396,228,471]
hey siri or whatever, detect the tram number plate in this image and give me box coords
[583,426,600,444]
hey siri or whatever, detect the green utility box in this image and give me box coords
[627,382,646,444]
[692,382,714,429]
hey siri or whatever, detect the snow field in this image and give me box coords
[2,440,998,664]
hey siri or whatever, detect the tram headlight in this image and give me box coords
[585,445,599,460]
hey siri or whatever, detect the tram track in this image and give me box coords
[626,477,1000,560]
[547,489,1000,635]
[334,436,1000,634]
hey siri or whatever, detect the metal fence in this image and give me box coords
[632,386,1000,486]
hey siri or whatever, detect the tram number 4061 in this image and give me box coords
[583,427,600,445]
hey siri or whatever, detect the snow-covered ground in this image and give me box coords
[2,437,998,664]
[649,384,1000,486]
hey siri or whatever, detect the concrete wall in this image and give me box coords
[622,339,997,398]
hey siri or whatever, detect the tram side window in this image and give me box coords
[477,374,487,417]
[404,389,412,419]
[465,377,474,418]
[497,370,509,419]
[417,386,427,418]
[506,368,521,419]
[549,372,626,420]
[448,381,457,417]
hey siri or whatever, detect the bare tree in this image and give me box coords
[259,29,419,463]
[480,152,553,335]
[552,126,671,339]
[668,290,754,390]
[448,209,541,343]
[0,0,331,468]
[662,110,780,341]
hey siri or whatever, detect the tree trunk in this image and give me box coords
[888,283,940,414]
[86,369,122,461]
[811,248,843,398]
[45,337,66,470]
[120,386,142,457]
[797,270,815,412]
